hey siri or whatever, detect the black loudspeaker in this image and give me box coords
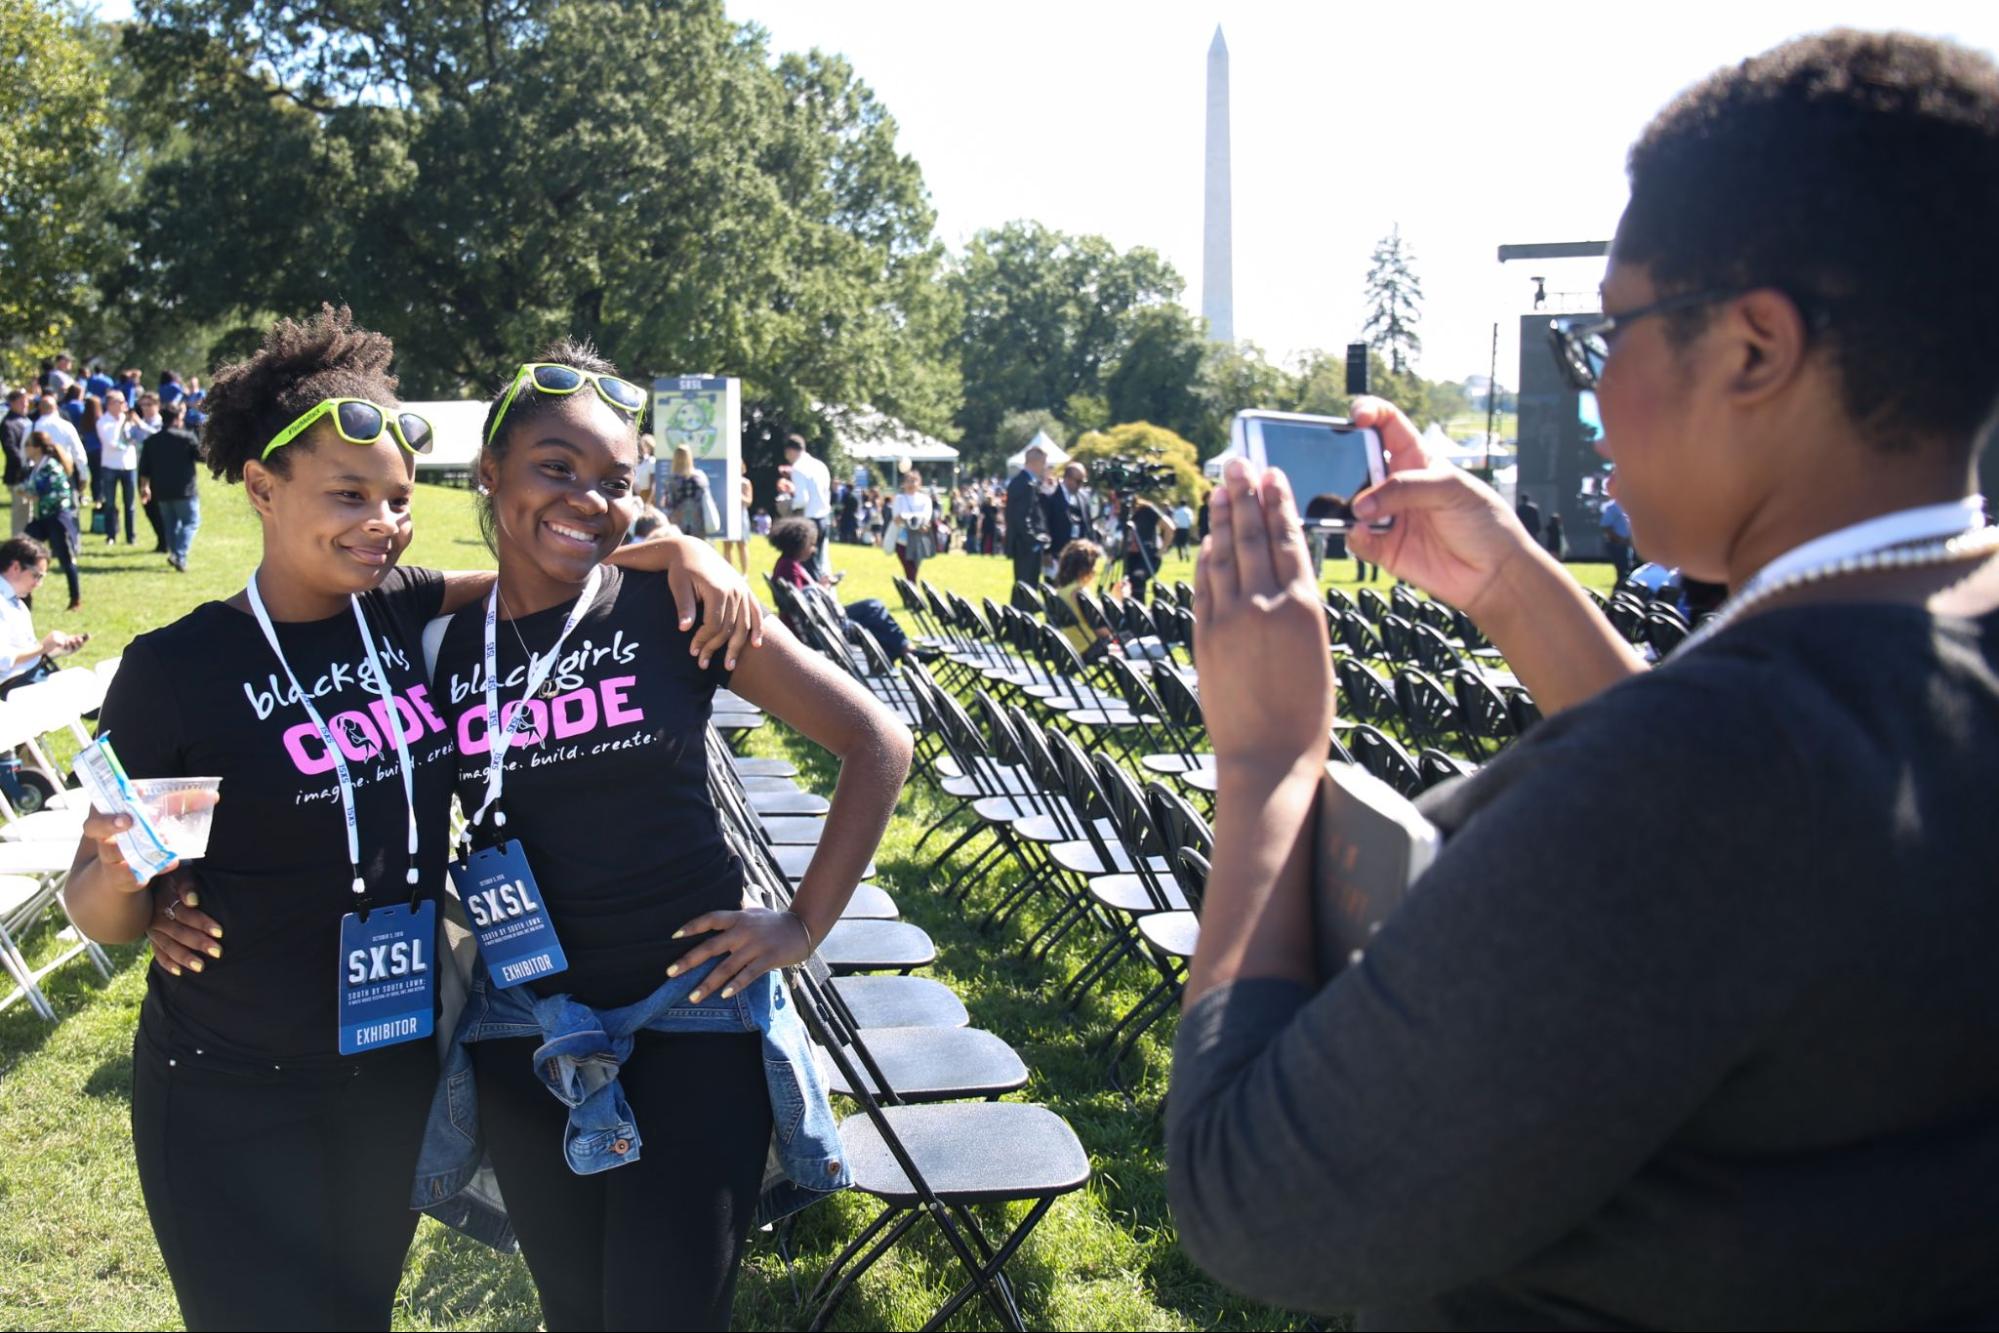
[1345,343,1370,396]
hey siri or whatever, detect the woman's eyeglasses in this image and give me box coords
[486,364,646,448]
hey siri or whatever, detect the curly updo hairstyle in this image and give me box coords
[475,338,641,553]
[1617,30,1999,455]
[200,304,400,482]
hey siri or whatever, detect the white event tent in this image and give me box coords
[825,404,960,468]
[1006,429,1070,473]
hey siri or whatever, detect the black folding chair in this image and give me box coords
[1416,748,1474,791]
[1450,668,1515,758]
[792,980,1091,1333]
[1392,667,1460,754]
[1346,723,1423,798]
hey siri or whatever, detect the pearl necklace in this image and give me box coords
[1679,520,1999,655]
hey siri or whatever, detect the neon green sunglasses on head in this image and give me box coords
[261,398,436,461]
[486,363,646,448]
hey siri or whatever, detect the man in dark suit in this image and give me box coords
[1050,462,1094,554]
[1005,443,1049,590]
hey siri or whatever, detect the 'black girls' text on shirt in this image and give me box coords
[434,565,742,1008]
[99,566,456,1063]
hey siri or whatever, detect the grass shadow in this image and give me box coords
[82,1051,134,1103]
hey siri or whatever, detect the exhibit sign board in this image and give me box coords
[650,376,743,541]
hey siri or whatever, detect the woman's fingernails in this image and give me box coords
[209,926,223,939]
[726,659,736,671]
[183,891,199,906]
[671,929,685,940]
[167,964,182,976]
[720,987,735,999]
[187,958,203,972]
[206,946,221,958]
[665,964,680,977]
[689,990,704,1004]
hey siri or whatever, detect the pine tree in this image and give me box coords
[1362,225,1424,374]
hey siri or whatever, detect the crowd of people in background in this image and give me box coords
[0,354,211,613]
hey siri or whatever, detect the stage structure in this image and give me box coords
[1500,240,1612,559]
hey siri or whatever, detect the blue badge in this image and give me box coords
[449,840,569,990]
[336,900,436,1056]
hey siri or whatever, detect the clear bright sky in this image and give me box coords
[87,0,1999,388]
[735,0,1999,386]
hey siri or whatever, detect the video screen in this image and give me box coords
[1258,420,1376,526]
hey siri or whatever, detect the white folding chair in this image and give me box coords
[0,841,111,1021]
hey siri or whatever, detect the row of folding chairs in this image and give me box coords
[1335,657,1540,761]
[897,663,1217,1092]
[710,631,1094,1328]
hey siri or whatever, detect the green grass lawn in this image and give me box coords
[0,476,1616,1330]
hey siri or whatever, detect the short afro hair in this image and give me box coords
[769,517,818,560]
[200,304,400,482]
[1616,30,1999,455]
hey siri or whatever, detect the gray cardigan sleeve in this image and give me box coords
[1165,666,1814,1313]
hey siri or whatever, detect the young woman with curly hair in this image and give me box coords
[60,306,760,1331]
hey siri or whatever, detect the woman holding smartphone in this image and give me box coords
[60,307,760,1332]
[426,341,911,1329]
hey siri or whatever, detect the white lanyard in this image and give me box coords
[245,573,421,897]
[471,567,603,830]
[1736,498,1987,602]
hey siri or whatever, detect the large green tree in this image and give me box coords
[1102,303,1206,446]
[0,0,113,382]
[951,220,1181,468]
[108,0,958,440]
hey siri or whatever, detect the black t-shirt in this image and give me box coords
[1169,601,1999,1327]
[433,565,742,1008]
[137,427,201,500]
[99,566,456,1063]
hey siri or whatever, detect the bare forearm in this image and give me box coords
[1475,545,1646,715]
[787,722,913,942]
[61,844,152,944]
[1183,763,1321,1007]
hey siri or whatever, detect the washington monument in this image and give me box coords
[1202,25,1234,344]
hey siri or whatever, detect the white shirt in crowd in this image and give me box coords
[0,584,40,684]
[790,449,832,520]
[32,412,82,459]
[891,489,933,531]
[98,416,139,471]
[634,455,656,503]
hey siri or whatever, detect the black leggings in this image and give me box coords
[472,1030,773,1331]
[131,1012,436,1332]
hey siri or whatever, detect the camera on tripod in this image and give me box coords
[1095,454,1176,500]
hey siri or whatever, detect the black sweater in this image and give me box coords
[1168,601,1999,1330]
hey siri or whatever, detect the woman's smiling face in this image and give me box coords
[483,390,640,588]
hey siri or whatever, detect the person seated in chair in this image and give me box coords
[1050,538,1166,661]
[769,517,906,663]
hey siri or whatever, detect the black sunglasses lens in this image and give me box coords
[601,376,646,412]
[531,365,584,393]
[399,413,434,454]
[336,400,385,442]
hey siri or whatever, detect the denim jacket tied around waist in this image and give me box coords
[412,952,851,1244]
